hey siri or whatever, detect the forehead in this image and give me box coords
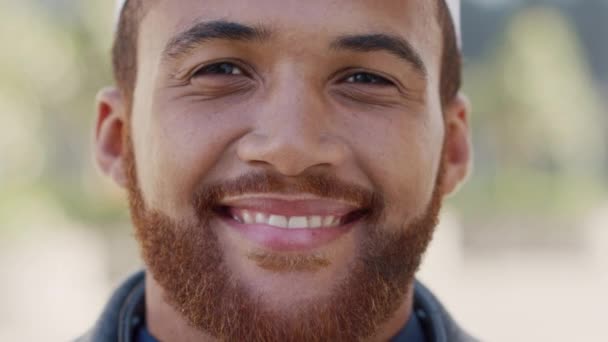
[137,0,442,75]
[143,0,438,27]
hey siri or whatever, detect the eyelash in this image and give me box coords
[193,61,247,77]
[192,62,395,87]
[343,72,393,86]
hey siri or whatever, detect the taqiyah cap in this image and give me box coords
[445,0,461,47]
[114,0,461,47]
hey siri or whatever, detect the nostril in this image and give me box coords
[237,128,348,177]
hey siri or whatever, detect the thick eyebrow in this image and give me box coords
[162,20,271,62]
[330,33,427,77]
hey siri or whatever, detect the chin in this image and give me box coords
[214,216,363,308]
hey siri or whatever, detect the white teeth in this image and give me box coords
[255,212,266,224]
[232,211,344,229]
[309,216,322,228]
[268,215,288,228]
[322,216,336,227]
[242,210,254,224]
[331,217,341,227]
[288,216,308,229]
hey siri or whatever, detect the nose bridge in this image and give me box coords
[268,74,325,143]
[237,69,347,175]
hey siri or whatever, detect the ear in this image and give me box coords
[441,93,472,196]
[94,87,128,188]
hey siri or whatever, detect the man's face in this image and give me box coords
[96,0,470,340]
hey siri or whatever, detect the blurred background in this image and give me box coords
[0,0,606,341]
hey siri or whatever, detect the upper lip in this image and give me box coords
[218,193,363,217]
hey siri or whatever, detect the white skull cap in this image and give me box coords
[114,0,461,47]
[115,0,126,21]
[445,0,461,47]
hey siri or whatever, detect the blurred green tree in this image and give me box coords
[0,1,127,233]
[456,6,607,223]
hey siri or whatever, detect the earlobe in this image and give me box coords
[94,87,128,188]
[441,93,472,196]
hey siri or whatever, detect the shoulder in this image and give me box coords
[413,280,479,342]
[74,271,146,342]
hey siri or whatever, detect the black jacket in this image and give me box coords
[77,271,477,342]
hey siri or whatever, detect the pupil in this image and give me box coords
[219,63,233,74]
[205,63,235,75]
[355,73,377,83]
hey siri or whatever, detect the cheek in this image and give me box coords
[345,109,443,218]
[134,99,250,218]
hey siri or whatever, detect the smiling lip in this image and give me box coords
[217,195,364,252]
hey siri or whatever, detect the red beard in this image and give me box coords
[124,132,444,341]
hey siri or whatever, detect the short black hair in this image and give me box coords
[112,0,461,109]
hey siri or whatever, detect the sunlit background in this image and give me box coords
[0,1,606,341]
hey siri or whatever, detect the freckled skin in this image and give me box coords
[94,0,470,341]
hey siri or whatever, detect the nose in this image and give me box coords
[237,82,348,176]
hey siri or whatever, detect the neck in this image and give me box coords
[145,270,414,342]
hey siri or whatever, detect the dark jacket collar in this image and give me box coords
[76,271,476,342]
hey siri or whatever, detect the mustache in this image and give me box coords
[191,171,384,217]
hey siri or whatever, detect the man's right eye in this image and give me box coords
[193,62,245,77]
[344,72,393,86]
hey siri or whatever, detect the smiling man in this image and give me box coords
[82,0,473,341]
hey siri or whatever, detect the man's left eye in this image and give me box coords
[344,72,393,86]
[194,62,244,77]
